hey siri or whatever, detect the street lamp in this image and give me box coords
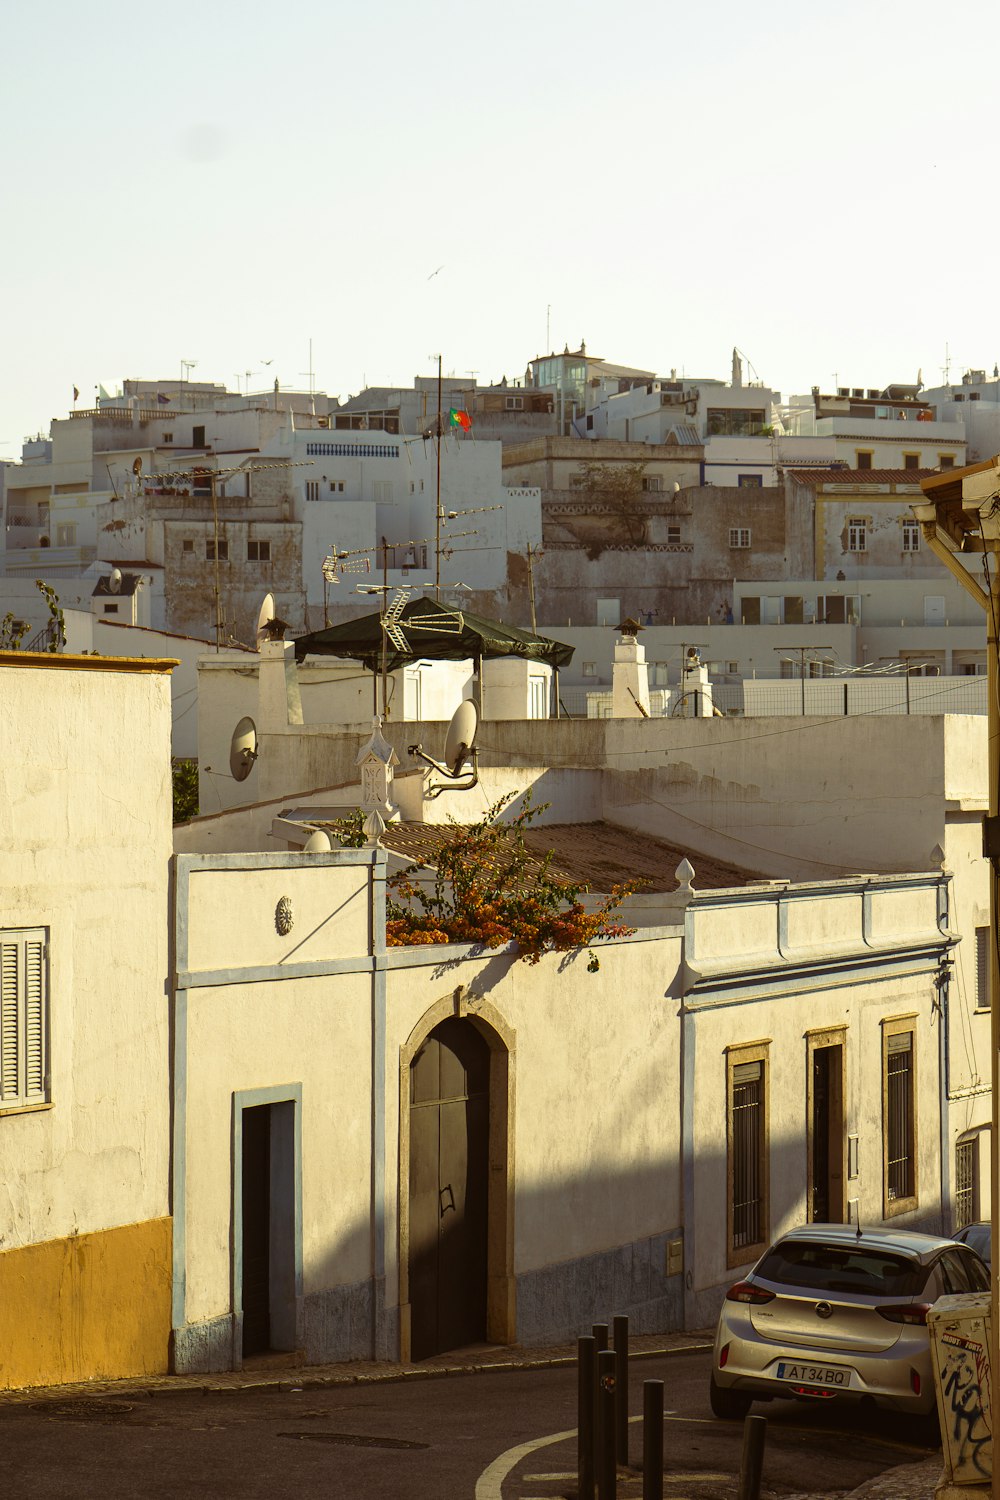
[917,455,1000,1497]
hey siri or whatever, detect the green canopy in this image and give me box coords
[293,596,574,673]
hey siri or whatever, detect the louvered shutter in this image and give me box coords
[0,932,48,1108]
[0,940,19,1102]
[23,938,45,1099]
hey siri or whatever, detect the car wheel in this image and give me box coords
[710,1374,752,1420]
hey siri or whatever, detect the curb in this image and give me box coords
[4,1340,714,1408]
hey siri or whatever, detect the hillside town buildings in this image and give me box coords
[2,359,999,1391]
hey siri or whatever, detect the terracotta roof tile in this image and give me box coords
[374,820,761,893]
[784,468,939,486]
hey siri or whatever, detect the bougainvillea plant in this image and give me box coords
[385,793,640,967]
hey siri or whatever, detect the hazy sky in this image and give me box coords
[3,0,997,454]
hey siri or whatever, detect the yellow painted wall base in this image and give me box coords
[0,1217,172,1389]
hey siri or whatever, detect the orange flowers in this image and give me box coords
[384,793,640,967]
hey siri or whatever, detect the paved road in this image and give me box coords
[1,1350,937,1499]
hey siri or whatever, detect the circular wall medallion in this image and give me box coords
[275,895,294,935]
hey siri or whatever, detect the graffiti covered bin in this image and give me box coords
[928,1292,992,1486]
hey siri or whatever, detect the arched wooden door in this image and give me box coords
[408,1018,490,1359]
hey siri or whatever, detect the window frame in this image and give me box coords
[902,452,921,471]
[726,1039,770,1268]
[206,537,229,562]
[0,928,50,1115]
[901,520,920,553]
[247,539,271,563]
[729,527,752,549]
[882,1015,918,1218]
[847,517,867,553]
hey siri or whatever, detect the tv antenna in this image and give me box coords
[408,700,479,799]
[321,543,372,625]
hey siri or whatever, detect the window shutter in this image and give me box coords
[1,940,19,1101]
[0,932,48,1108]
[24,939,45,1098]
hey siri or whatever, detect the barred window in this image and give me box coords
[727,1042,769,1265]
[883,1022,916,1215]
[955,1137,977,1229]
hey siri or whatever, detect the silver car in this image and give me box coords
[710,1223,989,1419]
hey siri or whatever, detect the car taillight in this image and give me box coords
[719,1342,730,1367]
[910,1368,921,1395]
[877,1302,933,1326]
[725,1281,775,1305]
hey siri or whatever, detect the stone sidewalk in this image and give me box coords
[787,1457,941,1500]
[0,1329,713,1406]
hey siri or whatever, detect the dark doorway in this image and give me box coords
[408,1018,490,1360]
[240,1100,297,1359]
[811,1045,845,1222]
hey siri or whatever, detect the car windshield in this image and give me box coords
[755,1240,924,1297]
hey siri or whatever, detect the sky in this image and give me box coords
[2,0,998,454]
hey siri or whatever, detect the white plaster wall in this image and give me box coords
[92,621,239,761]
[185,863,371,973]
[183,969,373,1324]
[385,934,685,1283]
[599,714,950,879]
[687,971,943,1316]
[0,658,173,1247]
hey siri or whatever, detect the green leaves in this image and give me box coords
[386,791,639,967]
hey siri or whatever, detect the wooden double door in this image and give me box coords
[408,1019,490,1360]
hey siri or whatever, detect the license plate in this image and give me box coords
[776,1361,849,1387]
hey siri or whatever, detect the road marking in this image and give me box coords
[476,1405,928,1496]
[475,1426,577,1500]
[523,1476,575,1483]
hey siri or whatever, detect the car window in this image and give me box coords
[939,1251,974,1295]
[957,1248,990,1292]
[921,1263,946,1300]
[755,1241,923,1297]
[961,1226,991,1263]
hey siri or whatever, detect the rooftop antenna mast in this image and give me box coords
[433,352,443,598]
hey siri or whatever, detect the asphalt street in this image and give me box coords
[0,1349,938,1499]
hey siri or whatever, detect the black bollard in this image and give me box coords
[642,1380,664,1500]
[737,1413,767,1500]
[597,1348,617,1499]
[592,1321,609,1353]
[613,1314,629,1467]
[577,1336,596,1500]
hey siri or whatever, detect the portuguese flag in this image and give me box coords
[449,408,472,431]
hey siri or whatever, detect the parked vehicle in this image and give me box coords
[710,1223,989,1419]
[951,1221,991,1269]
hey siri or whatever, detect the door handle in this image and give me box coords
[440,1184,455,1217]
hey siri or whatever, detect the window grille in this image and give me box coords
[731,1060,764,1251]
[885,1031,915,1207]
[955,1137,976,1228]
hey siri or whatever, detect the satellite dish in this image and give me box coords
[229,716,259,781]
[303,829,332,853]
[256,592,276,647]
[108,567,122,594]
[407,698,479,799]
[444,699,478,775]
